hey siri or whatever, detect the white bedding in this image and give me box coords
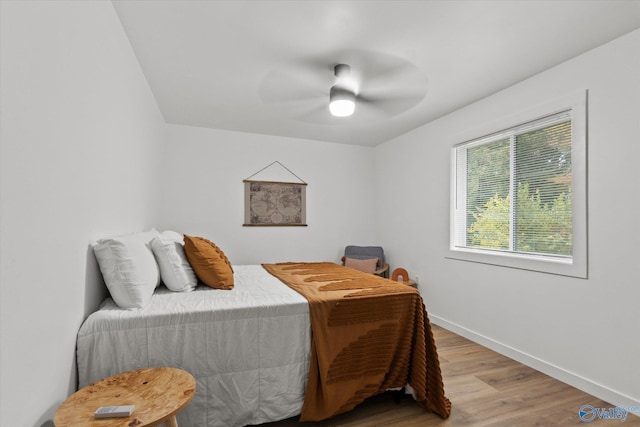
[77,265,311,427]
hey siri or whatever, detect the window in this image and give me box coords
[450,91,587,278]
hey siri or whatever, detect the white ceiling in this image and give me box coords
[112,0,640,146]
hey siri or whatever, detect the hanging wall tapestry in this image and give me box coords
[243,161,307,226]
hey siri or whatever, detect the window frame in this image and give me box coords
[449,90,588,278]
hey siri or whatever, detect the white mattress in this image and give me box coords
[77,265,311,427]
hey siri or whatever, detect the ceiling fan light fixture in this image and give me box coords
[329,85,355,117]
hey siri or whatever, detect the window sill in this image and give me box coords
[446,247,587,279]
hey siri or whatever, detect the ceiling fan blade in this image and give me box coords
[358,82,428,116]
[293,102,332,123]
[361,98,420,118]
[259,67,327,104]
[365,60,421,84]
[262,95,331,124]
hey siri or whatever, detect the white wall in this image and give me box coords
[3,1,636,425]
[158,124,378,264]
[375,29,640,407]
[0,2,165,426]
[0,3,377,425]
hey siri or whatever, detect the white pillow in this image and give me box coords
[150,231,197,292]
[93,229,161,309]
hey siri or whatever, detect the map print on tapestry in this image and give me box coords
[244,181,307,226]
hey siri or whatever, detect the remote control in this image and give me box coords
[94,405,135,418]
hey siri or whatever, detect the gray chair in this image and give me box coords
[341,245,389,278]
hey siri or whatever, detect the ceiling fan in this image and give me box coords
[258,49,428,123]
[329,64,356,117]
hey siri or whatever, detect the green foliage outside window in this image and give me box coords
[463,120,572,257]
[467,183,572,256]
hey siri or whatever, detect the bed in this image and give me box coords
[78,261,450,426]
[77,265,310,426]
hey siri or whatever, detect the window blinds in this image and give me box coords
[454,110,573,258]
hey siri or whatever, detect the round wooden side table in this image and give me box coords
[54,367,195,427]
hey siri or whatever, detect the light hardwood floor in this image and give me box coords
[260,324,639,426]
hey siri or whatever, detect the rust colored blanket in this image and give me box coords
[262,262,451,422]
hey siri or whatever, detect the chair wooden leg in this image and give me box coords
[157,416,178,427]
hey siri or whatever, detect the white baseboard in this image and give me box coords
[430,315,640,415]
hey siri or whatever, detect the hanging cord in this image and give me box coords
[244,161,307,184]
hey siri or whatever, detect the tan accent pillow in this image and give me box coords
[344,257,378,274]
[183,235,234,290]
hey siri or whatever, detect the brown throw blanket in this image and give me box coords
[262,262,451,421]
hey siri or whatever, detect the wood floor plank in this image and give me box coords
[442,374,499,403]
[258,324,640,426]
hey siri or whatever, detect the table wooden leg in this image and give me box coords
[154,416,178,427]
